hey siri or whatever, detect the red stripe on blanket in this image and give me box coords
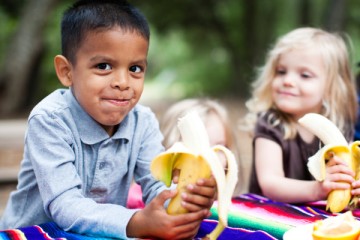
[1,229,26,240]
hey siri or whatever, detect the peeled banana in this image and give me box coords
[298,113,360,213]
[150,111,238,239]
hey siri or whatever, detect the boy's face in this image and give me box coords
[64,27,148,135]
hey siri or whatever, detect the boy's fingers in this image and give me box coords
[181,190,214,210]
[175,209,208,224]
[188,184,216,198]
[175,218,203,239]
[181,201,202,213]
[196,176,216,187]
[156,189,177,205]
[187,181,216,201]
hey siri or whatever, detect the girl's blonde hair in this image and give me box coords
[161,98,232,148]
[244,27,357,139]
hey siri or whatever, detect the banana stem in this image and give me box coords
[349,196,359,210]
[205,222,225,240]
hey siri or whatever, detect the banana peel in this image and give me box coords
[298,113,360,213]
[150,111,238,239]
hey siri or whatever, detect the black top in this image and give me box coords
[248,111,320,195]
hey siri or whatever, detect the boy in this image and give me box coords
[0,0,216,239]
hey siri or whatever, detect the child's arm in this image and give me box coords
[255,137,354,203]
[25,106,168,239]
[126,189,208,239]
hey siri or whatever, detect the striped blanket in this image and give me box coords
[1,193,357,240]
[209,193,333,239]
[0,220,276,240]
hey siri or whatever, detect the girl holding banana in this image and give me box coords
[243,27,359,206]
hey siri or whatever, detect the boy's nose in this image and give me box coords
[111,71,129,90]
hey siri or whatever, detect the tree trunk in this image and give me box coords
[322,0,346,31]
[298,0,311,26]
[0,0,60,117]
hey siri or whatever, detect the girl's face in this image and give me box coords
[205,112,227,147]
[205,112,228,168]
[271,47,327,120]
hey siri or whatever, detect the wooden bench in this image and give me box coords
[0,119,26,182]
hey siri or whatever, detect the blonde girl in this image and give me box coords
[160,98,243,195]
[244,27,357,203]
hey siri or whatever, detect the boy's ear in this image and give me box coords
[54,55,73,87]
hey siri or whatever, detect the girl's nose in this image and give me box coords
[282,73,295,87]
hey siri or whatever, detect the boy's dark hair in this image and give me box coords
[61,0,150,64]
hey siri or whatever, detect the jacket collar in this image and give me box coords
[65,90,132,145]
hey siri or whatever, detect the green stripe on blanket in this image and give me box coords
[210,208,292,239]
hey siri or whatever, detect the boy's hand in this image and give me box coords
[126,189,208,239]
[180,176,216,214]
[172,168,216,212]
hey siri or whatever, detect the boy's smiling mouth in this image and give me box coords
[104,97,131,106]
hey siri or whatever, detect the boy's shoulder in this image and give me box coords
[29,89,69,118]
[130,103,159,126]
[132,103,155,116]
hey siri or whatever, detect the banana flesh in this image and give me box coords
[150,111,238,239]
[298,113,360,213]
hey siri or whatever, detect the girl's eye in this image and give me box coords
[276,69,286,75]
[301,72,312,78]
[129,65,142,73]
[96,63,112,70]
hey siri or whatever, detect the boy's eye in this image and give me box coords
[96,63,112,70]
[129,65,142,73]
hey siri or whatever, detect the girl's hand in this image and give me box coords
[319,154,354,199]
[351,180,360,196]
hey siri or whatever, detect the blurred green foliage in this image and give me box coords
[38,2,69,95]
[134,0,360,100]
[1,0,360,112]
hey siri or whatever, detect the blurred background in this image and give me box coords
[1,0,360,216]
